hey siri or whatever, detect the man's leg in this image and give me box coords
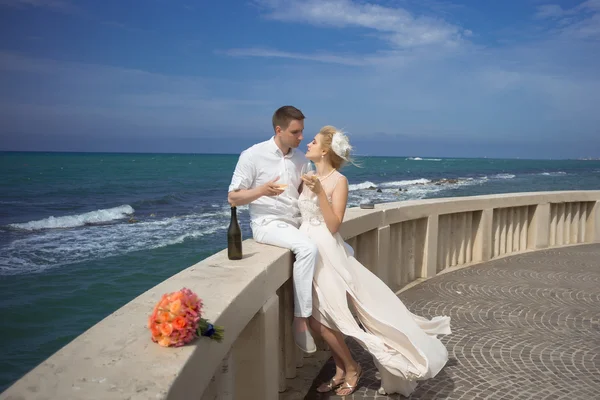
[253,220,318,353]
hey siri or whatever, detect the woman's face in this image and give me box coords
[306,134,327,161]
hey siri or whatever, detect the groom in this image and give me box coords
[227,105,318,353]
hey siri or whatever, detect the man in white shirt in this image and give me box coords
[228,105,318,353]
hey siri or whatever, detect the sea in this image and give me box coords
[1,151,599,392]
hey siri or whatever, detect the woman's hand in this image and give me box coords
[301,175,323,195]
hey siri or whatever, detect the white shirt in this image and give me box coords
[229,137,308,227]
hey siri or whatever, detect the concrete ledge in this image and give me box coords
[0,241,292,400]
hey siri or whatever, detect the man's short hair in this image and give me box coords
[272,105,305,131]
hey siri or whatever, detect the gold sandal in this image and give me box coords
[316,376,344,393]
[335,364,362,396]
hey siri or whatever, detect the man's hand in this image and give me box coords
[228,177,286,207]
[261,176,286,197]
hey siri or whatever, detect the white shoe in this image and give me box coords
[293,326,316,353]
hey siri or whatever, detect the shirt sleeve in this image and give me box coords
[228,149,255,192]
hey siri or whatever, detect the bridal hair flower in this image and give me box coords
[331,130,352,161]
[148,287,224,347]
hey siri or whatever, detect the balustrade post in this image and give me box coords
[474,209,493,262]
[377,225,391,286]
[421,215,438,278]
[528,203,550,250]
[233,294,279,400]
[586,201,600,243]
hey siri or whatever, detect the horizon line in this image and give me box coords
[0,150,595,161]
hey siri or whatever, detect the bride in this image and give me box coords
[298,126,451,396]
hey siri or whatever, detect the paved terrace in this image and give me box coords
[300,244,600,400]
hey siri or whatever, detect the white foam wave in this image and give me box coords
[540,172,567,176]
[0,209,230,276]
[349,181,378,191]
[347,176,489,207]
[380,178,431,187]
[7,205,135,231]
[492,173,515,179]
[407,157,441,161]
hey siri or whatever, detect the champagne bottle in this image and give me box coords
[227,206,243,260]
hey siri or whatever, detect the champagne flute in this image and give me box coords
[272,173,288,210]
[301,161,316,178]
[301,162,317,199]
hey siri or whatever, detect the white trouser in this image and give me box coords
[252,220,317,318]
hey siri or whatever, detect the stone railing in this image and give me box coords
[1,191,599,400]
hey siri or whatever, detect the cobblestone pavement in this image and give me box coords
[304,244,600,400]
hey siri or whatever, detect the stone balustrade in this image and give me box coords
[1,191,599,400]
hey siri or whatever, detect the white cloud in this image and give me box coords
[534,4,566,19]
[255,0,468,49]
[220,47,368,66]
[222,0,471,67]
[535,1,600,39]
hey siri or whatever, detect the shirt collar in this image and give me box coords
[268,136,295,157]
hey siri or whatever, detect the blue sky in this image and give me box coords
[0,0,599,158]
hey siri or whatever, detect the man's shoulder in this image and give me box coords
[241,138,271,154]
[239,138,271,158]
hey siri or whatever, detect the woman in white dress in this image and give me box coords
[299,126,452,396]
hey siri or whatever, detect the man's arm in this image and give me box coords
[228,186,261,207]
[227,150,283,206]
[228,180,284,206]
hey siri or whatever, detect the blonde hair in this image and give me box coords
[318,125,353,170]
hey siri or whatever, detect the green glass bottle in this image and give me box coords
[227,206,242,260]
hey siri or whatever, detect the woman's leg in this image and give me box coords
[310,317,345,386]
[309,317,360,394]
[329,329,361,395]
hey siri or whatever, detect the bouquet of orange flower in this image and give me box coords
[148,287,224,347]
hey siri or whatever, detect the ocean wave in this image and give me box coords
[350,179,432,191]
[492,173,516,179]
[346,176,488,206]
[406,157,442,161]
[348,181,378,191]
[0,209,231,275]
[380,178,431,187]
[539,172,567,176]
[6,205,135,231]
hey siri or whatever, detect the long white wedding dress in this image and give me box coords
[298,170,451,396]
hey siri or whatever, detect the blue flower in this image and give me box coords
[202,323,215,338]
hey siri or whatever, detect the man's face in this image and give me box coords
[277,119,304,149]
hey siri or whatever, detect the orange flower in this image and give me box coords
[172,316,186,330]
[158,337,171,347]
[170,291,184,302]
[170,299,182,315]
[160,312,171,323]
[150,324,161,337]
[160,323,173,336]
